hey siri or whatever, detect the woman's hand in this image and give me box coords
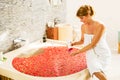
[70,50,80,56]
[71,42,76,46]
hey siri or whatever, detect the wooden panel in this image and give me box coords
[118,31,120,53]
[118,43,120,53]
[0,75,13,80]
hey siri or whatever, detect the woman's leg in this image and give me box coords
[93,72,107,80]
[85,69,91,80]
[85,72,91,80]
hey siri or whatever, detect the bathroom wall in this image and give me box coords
[0,0,66,53]
[66,0,120,52]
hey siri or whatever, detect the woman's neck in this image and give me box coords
[86,19,94,25]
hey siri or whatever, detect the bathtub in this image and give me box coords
[0,39,89,80]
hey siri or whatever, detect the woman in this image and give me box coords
[71,5,111,80]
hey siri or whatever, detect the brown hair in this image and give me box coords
[76,5,94,17]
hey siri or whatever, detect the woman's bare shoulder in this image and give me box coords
[95,21,105,29]
[81,24,86,31]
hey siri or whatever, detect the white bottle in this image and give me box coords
[67,41,71,48]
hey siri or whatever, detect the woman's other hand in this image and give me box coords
[70,50,80,56]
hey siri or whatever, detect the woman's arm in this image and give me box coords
[71,25,84,46]
[71,24,105,56]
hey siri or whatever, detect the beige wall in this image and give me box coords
[66,0,120,52]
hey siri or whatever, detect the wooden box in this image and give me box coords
[46,26,58,40]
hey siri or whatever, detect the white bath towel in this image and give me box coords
[84,33,111,77]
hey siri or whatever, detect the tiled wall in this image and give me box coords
[0,0,66,53]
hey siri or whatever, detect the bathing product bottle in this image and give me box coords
[43,36,46,42]
[42,33,47,43]
[67,41,71,48]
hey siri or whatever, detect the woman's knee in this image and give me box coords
[93,72,107,80]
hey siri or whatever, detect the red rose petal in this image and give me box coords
[12,46,87,77]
